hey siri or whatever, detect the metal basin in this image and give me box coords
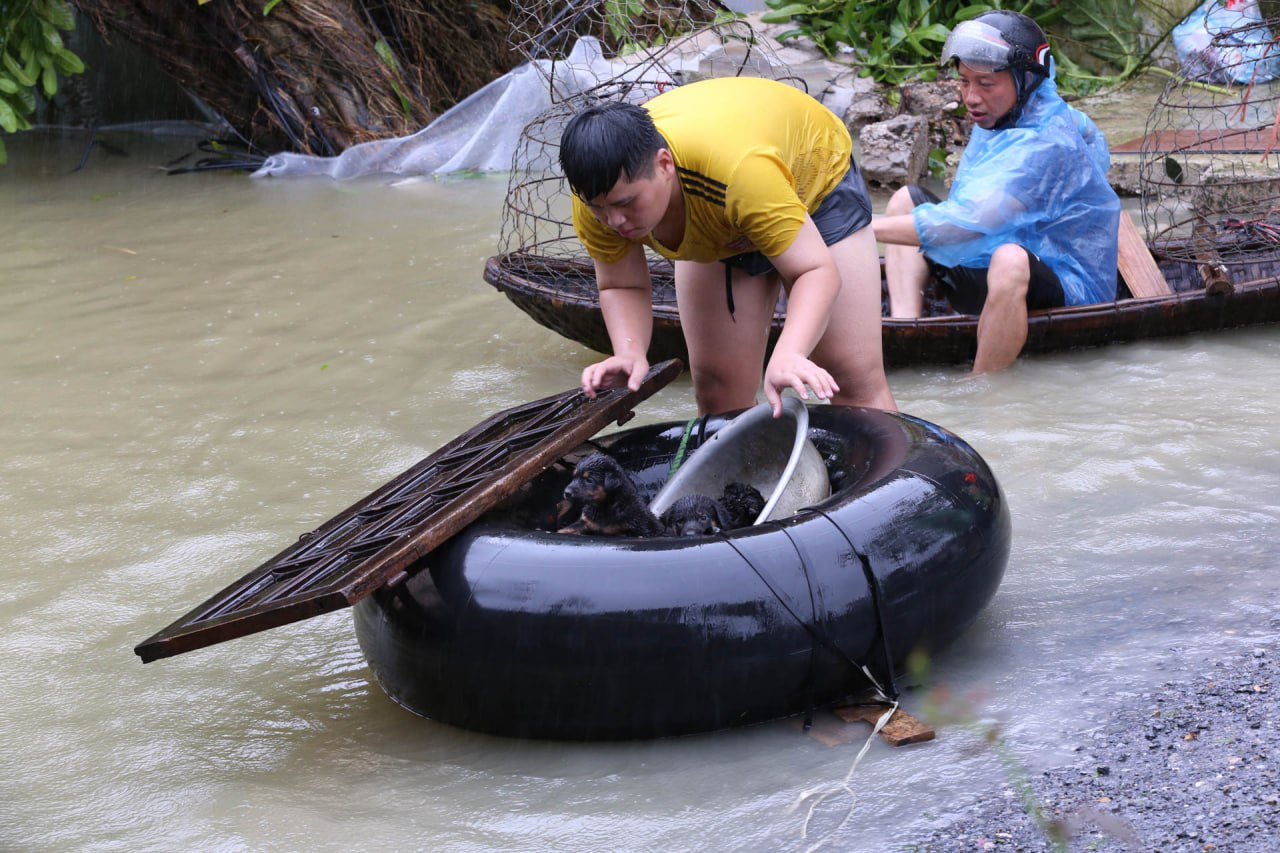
[649,397,830,524]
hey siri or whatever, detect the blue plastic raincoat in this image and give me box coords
[912,76,1121,306]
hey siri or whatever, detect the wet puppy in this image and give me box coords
[557,453,665,537]
[660,493,733,536]
[721,481,766,528]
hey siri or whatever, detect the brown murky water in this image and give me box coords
[2,130,1278,852]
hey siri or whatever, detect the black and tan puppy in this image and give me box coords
[721,481,766,528]
[557,453,665,537]
[660,493,733,536]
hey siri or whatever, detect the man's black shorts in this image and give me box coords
[906,184,1065,315]
[721,155,873,278]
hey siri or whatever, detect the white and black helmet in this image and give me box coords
[941,10,1052,123]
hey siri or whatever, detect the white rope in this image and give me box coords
[790,670,899,852]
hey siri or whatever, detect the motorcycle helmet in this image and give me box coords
[940,10,1052,125]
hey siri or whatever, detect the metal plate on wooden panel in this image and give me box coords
[134,360,682,662]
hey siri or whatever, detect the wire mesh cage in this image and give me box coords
[1140,4,1280,264]
[496,1,803,290]
[509,0,720,67]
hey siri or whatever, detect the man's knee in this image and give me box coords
[987,244,1031,300]
[883,185,917,216]
[689,366,757,416]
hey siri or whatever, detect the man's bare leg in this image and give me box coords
[882,186,929,318]
[812,226,898,410]
[675,260,778,415]
[972,243,1031,373]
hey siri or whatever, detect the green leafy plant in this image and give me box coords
[927,145,948,178]
[605,0,647,45]
[761,0,1153,93]
[0,0,85,164]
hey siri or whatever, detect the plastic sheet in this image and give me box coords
[1172,0,1278,85]
[251,38,613,180]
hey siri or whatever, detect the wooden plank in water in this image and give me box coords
[832,703,937,746]
[134,359,684,663]
[1117,213,1173,298]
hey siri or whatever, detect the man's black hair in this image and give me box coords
[559,101,667,201]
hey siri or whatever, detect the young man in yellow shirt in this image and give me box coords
[559,76,896,417]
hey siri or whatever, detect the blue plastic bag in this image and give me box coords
[1172,0,1278,84]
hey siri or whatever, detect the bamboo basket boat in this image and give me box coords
[482,242,1280,368]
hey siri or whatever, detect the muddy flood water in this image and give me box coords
[2,131,1278,852]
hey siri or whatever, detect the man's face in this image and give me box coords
[582,151,673,241]
[956,62,1018,129]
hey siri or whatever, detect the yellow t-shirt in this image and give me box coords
[570,77,853,265]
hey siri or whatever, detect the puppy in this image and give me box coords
[660,493,733,536]
[556,453,665,537]
[721,481,766,528]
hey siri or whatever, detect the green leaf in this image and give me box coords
[41,64,56,97]
[0,76,17,94]
[263,0,284,15]
[0,98,18,133]
[374,38,398,69]
[3,53,36,88]
[914,23,951,44]
[1050,0,1144,82]
[770,27,810,45]
[0,137,7,166]
[13,84,36,112]
[761,5,814,23]
[42,1,77,32]
[954,4,995,20]
[54,47,84,75]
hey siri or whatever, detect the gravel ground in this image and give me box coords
[904,648,1279,852]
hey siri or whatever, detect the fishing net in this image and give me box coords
[1140,1,1280,263]
[497,1,805,279]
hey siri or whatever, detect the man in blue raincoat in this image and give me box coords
[873,10,1121,373]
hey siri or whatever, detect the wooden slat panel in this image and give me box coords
[1118,213,1173,298]
[134,359,683,662]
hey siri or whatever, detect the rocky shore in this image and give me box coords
[904,646,1279,852]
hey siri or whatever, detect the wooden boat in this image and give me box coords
[482,231,1280,367]
[134,362,1009,740]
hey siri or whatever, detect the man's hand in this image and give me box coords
[762,350,838,417]
[581,355,651,399]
